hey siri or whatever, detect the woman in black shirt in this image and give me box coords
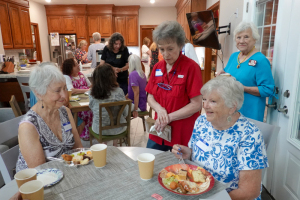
[100,33,129,95]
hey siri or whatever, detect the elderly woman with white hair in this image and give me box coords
[217,21,276,122]
[75,40,89,64]
[146,21,203,151]
[16,63,82,172]
[172,76,268,200]
[87,32,105,68]
[127,54,147,118]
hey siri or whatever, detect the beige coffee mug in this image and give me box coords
[19,180,44,200]
[91,144,107,168]
[220,73,231,77]
[68,90,72,97]
[14,168,38,188]
[137,153,155,180]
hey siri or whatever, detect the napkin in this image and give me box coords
[145,117,172,142]
[79,102,89,106]
[150,125,163,136]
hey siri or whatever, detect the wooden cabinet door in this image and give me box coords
[0,1,13,48]
[114,16,126,42]
[8,4,23,48]
[99,15,112,37]
[62,16,76,33]
[88,16,99,37]
[47,16,62,33]
[184,1,191,40]
[126,16,138,46]
[76,16,87,39]
[19,7,33,48]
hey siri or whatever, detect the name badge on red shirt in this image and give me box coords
[155,69,163,77]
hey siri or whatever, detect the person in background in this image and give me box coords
[87,32,105,68]
[61,58,93,140]
[16,63,82,172]
[89,64,128,146]
[217,21,276,122]
[100,32,130,95]
[149,42,159,77]
[141,37,151,79]
[182,38,200,66]
[75,40,89,64]
[127,54,147,118]
[172,76,268,200]
[146,21,203,151]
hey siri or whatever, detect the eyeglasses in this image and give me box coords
[157,83,172,91]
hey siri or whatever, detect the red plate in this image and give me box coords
[157,164,214,196]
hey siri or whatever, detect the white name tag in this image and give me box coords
[155,69,163,77]
[63,122,72,132]
[196,138,210,152]
[178,75,184,78]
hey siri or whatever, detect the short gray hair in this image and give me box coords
[128,54,145,79]
[92,32,101,41]
[201,76,244,110]
[29,62,65,99]
[234,21,260,41]
[153,21,185,48]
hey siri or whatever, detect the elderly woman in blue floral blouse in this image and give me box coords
[172,76,268,200]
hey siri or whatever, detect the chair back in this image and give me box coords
[0,145,19,184]
[0,115,23,145]
[0,108,15,123]
[99,100,132,133]
[9,95,22,117]
[16,76,31,111]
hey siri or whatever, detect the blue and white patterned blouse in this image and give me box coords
[188,114,268,200]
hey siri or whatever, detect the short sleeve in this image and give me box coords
[64,75,74,90]
[255,56,275,97]
[84,75,91,87]
[186,63,202,99]
[123,47,129,63]
[101,46,108,62]
[237,121,269,171]
[145,64,158,94]
[129,73,139,87]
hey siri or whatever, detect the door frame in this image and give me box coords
[139,25,157,56]
[31,22,42,62]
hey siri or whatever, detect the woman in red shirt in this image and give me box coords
[146,21,203,151]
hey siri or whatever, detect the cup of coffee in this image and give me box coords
[220,73,231,77]
[14,168,38,188]
[68,90,72,97]
[19,180,44,200]
[137,153,155,180]
[91,144,107,168]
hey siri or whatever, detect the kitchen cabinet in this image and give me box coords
[62,16,76,33]
[114,17,126,38]
[76,16,87,44]
[88,16,99,37]
[126,16,138,46]
[20,7,33,48]
[0,1,13,48]
[47,16,62,33]
[99,15,112,37]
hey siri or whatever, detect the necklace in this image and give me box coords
[237,46,256,69]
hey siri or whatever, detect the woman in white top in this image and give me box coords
[141,37,151,79]
[182,38,200,66]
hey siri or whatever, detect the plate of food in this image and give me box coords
[158,164,214,196]
[37,168,63,187]
[69,96,80,102]
[61,148,93,166]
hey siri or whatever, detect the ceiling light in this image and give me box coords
[45,0,51,2]
[150,0,155,3]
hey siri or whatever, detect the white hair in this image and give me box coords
[234,21,260,41]
[128,54,145,79]
[92,32,101,41]
[201,76,244,111]
[29,62,65,100]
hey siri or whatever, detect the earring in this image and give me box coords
[227,115,232,123]
[42,100,44,109]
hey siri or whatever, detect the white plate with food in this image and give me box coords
[69,96,81,102]
[37,168,63,187]
[61,148,93,166]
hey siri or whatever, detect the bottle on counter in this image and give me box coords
[79,61,83,71]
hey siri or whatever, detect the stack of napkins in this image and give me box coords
[145,117,171,142]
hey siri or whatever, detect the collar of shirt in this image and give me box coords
[161,52,183,79]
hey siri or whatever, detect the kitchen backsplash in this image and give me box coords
[4,49,25,63]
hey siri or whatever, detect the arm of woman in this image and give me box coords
[71,88,90,94]
[229,169,262,200]
[243,86,260,96]
[147,49,151,56]
[132,86,140,118]
[65,107,83,148]
[168,95,202,122]
[18,123,46,168]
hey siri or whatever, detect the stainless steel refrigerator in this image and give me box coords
[49,34,76,67]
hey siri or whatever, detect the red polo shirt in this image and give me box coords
[145,54,203,147]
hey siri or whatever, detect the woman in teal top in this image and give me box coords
[218,21,276,122]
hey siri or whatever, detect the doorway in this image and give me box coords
[25,23,42,62]
[140,25,157,57]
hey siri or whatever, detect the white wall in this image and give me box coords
[29,1,50,62]
[206,0,219,9]
[216,0,244,71]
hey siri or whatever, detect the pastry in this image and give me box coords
[80,158,89,165]
[178,169,187,180]
[61,154,72,161]
[191,170,206,183]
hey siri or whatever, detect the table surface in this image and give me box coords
[0,147,230,200]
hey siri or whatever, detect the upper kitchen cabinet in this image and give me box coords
[47,16,62,33]
[114,16,126,38]
[0,0,33,49]
[126,16,138,46]
[99,15,112,37]
[0,1,13,48]
[76,16,87,39]
[62,16,76,33]
[88,16,99,37]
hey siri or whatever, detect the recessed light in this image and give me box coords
[150,0,155,3]
[45,0,51,2]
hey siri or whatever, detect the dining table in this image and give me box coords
[0,147,231,200]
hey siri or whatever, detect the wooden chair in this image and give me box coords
[89,100,132,146]
[9,95,22,117]
[16,76,31,111]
